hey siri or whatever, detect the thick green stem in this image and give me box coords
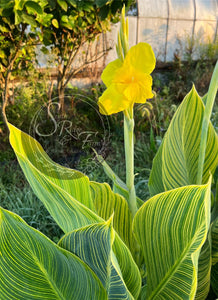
[196,61,218,184]
[124,109,137,216]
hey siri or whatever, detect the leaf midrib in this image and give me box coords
[148,223,205,299]
[30,251,66,300]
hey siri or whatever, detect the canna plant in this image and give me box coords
[1,6,218,300]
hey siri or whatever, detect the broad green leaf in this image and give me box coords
[8,122,99,232]
[25,1,43,15]
[211,217,218,264]
[60,15,73,29]
[62,22,73,30]
[57,0,68,11]
[0,207,107,299]
[112,234,141,300]
[140,286,147,299]
[195,235,211,300]
[90,182,142,298]
[211,218,218,295]
[40,45,50,54]
[7,122,141,299]
[90,181,133,251]
[90,182,141,298]
[59,219,133,299]
[202,93,208,105]
[211,263,218,296]
[8,122,95,209]
[99,5,110,19]
[149,86,218,195]
[133,181,211,299]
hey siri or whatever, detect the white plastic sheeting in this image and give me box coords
[36,0,217,85]
[106,0,218,63]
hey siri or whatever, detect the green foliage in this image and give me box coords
[134,182,211,299]
[0,0,135,121]
[0,207,107,299]
[0,8,217,296]
[166,38,218,103]
[0,0,46,72]
[7,121,142,299]
[38,0,135,112]
[59,220,134,299]
[1,68,217,298]
[0,183,63,242]
[148,86,218,195]
[0,0,50,128]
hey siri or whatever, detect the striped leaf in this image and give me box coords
[90,181,134,252]
[90,181,143,291]
[195,236,211,299]
[149,86,218,195]
[0,207,107,299]
[88,183,141,299]
[110,232,141,299]
[211,218,218,296]
[59,219,134,299]
[133,181,211,299]
[7,122,99,233]
[211,263,218,296]
[7,122,141,299]
[211,217,218,265]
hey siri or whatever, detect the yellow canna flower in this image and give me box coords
[98,42,156,115]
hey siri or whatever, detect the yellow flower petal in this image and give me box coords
[101,59,122,87]
[98,84,130,115]
[98,42,156,115]
[113,64,134,84]
[123,74,153,103]
[124,43,156,75]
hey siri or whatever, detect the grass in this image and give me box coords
[0,161,63,242]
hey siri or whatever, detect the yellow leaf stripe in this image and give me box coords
[211,218,218,296]
[90,182,134,252]
[195,237,211,299]
[149,86,218,195]
[6,122,141,299]
[211,218,218,265]
[211,262,218,296]
[0,208,107,300]
[133,181,211,299]
[8,122,95,209]
[59,220,133,299]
